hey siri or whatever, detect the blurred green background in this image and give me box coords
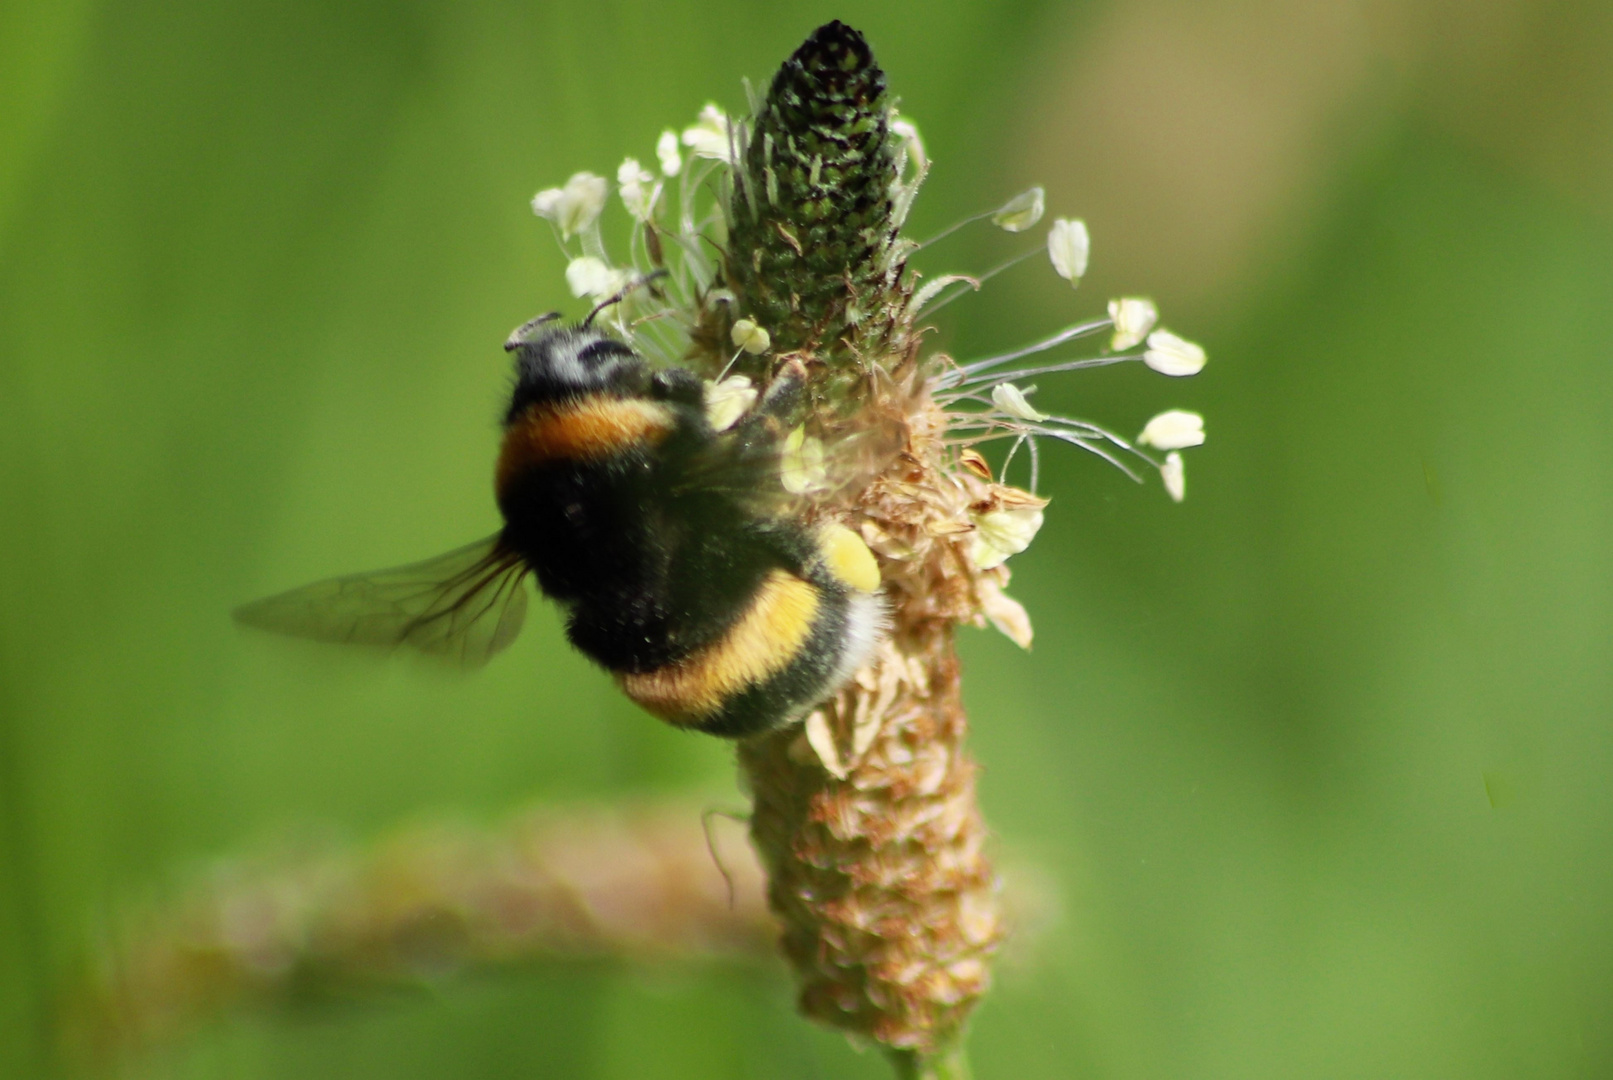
[5,0,1613,1077]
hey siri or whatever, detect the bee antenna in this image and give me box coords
[582,269,672,329]
[504,311,563,351]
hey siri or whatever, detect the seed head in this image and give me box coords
[514,19,1215,1064]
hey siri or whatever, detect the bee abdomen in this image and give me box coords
[615,540,885,738]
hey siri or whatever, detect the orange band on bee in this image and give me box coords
[497,397,676,491]
[617,569,820,724]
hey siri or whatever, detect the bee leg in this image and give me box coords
[755,360,806,420]
[747,517,823,579]
[650,367,706,409]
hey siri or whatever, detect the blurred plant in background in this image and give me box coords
[63,801,775,1070]
[6,1,1613,1078]
[65,798,1056,1073]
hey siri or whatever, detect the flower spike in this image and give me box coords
[514,22,1211,1069]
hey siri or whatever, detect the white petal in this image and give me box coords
[781,426,828,495]
[656,129,683,176]
[682,104,734,163]
[703,376,757,432]
[991,382,1049,423]
[968,505,1045,570]
[991,186,1045,233]
[729,318,770,355]
[1161,451,1186,502]
[564,256,614,299]
[1143,329,1206,376]
[1047,218,1090,284]
[1137,409,1205,450]
[1108,298,1158,351]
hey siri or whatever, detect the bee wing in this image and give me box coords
[234,535,529,670]
[673,430,785,501]
[675,418,897,509]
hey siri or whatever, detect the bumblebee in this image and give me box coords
[235,314,886,737]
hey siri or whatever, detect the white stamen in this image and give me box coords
[1047,218,1090,284]
[730,318,771,355]
[949,353,1129,391]
[1137,409,1205,450]
[1108,298,1158,351]
[531,172,608,239]
[1161,451,1186,502]
[704,376,757,432]
[945,316,1112,384]
[1143,330,1207,376]
[564,256,619,299]
[616,158,657,221]
[991,186,1045,233]
[969,505,1045,570]
[991,383,1049,423]
[656,129,683,176]
[682,105,734,163]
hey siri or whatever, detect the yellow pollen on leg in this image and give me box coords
[818,523,881,593]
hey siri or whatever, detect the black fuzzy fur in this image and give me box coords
[498,325,861,734]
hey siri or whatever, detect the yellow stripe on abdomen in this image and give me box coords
[496,396,675,493]
[617,570,820,725]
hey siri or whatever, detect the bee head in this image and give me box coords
[503,321,647,420]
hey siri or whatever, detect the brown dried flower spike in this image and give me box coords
[62,802,775,1069]
[530,19,1208,1077]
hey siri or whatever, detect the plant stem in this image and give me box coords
[888,1046,974,1080]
